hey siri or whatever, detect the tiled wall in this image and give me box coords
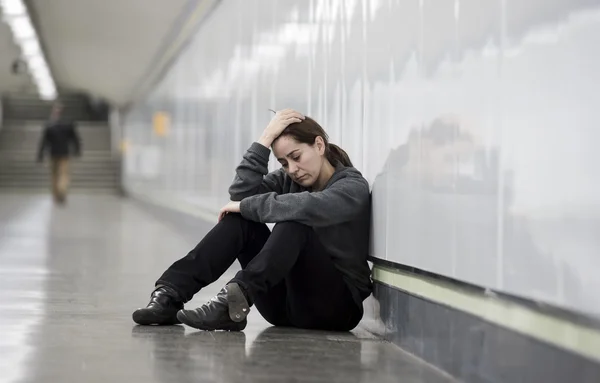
[122,0,600,317]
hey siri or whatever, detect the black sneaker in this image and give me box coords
[132,285,184,325]
[177,283,250,331]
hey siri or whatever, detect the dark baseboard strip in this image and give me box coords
[371,280,600,382]
[368,256,600,332]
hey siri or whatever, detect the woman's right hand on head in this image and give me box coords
[259,109,305,148]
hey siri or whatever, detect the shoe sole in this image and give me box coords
[132,309,181,326]
[227,283,250,323]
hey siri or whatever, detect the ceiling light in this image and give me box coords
[38,79,55,91]
[0,0,27,17]
[39,90,57,101]
[1,0,58,101]
[7,15,35,41]
[26,53,44,70]
[33,70,51,84]
[21,38,40,56]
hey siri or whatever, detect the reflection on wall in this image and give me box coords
[122,0,600,317]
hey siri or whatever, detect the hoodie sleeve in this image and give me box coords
[239,173,370,227]
[228,142,286,201]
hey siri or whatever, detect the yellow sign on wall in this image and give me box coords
[153,111,170,137]
[120,139,130,153]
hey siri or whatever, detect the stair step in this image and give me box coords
[0,173,119,179]
[0,157,115,162]
[0,186,119,192]
[0,177,119,182]
[0,174,119,179]
[0,117,119,190]
[0,183,119,188]
[2,93,108,122]
[0,172,119,178]
[0,163,118,169]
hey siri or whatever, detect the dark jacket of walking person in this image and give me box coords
[133,109,372,332]
[37,102,81,203]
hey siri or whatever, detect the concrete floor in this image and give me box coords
[0,194,453,383]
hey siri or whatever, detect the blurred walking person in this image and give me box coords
[37,101,81,204]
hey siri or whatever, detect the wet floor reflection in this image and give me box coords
[131,325,453,383]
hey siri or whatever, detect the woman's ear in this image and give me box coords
[314,136,326,155]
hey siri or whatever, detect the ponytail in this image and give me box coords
[326,143,353,167]
[277,116,354,167]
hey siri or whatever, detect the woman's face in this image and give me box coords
[272,136,326,187]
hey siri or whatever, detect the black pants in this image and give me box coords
[156,214,362,331]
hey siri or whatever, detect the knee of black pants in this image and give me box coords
[272,221,312,233]
[219,213,246,224]
[271,221,313,245]
[220,213,266,230]
[220,213,271,241]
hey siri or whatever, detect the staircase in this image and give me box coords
[0,120,121,193]
[2,93,108,121]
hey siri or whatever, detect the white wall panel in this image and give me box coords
[122,0,600,317]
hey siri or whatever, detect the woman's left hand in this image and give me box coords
[218,201,241,221]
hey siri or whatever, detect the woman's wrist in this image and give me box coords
[258,134,275,148]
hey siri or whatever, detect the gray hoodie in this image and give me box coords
[231,142,373,306]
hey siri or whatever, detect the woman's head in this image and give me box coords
[272,117,352,187]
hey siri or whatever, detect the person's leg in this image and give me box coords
[50,158,59,202]
[237,247,290,327]
[178,221,361,331]
[237,221,361,331]
[156,213,271,302]
[282,224,363,331]
[133,214,273,326]
[57,158,70,202]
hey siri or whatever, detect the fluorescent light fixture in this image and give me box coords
[33,70,51,84]
[40,90,57,101]
[38,80,56,92]
[21,38,40,56]
[35,70,52,82]
[7,15,36,40]
[39,87,55,96]
[2,0,58,100]
[26,53,44,70]
[0,0,27,17]
[38,85,54,94]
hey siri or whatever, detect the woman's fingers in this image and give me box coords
[280,114,304,125]
[285,114,304,121]
[261,109,305,145]
[218,208,228,221]
[277,108,296,116]
[277,109,304,120]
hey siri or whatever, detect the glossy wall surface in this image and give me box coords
[122,0,600,317]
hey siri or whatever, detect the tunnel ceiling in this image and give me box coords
[0,0,207,106]
[0,16,36,95]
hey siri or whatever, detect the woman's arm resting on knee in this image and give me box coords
[238,174,370,227]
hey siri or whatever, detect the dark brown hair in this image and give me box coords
[276,117,353,167]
